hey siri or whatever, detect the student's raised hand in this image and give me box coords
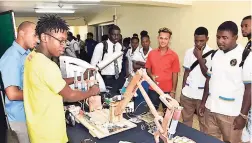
[193,46,203,60]
[88,85,100,96]
[233,115,247,130]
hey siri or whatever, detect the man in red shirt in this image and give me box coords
[145,27,180,109]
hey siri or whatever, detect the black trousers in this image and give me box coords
[148,89,170,110]
[102,75,121,96]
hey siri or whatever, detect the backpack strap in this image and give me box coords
[209,50,218,72]
[101,41,108,61]
[190,50,215,71]
[239,40,251,68]
[211,49,218,60]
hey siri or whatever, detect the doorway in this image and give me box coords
[88,22,114,42]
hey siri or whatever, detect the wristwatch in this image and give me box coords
[239,113,248,120]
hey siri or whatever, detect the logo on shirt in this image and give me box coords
[230,59,237,66]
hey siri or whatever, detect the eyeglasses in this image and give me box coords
[44,33,67,45]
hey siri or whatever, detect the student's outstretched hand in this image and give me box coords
[233,115,246,130]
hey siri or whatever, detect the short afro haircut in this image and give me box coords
[217,21,238,36]
[36,14,69,38]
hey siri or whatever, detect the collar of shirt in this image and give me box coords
[13,41,30,55]
[138,47,152,61]
[157,47,173,55]
[140,47,152,54]
[107,38,117,45]
[203,44,211,54]
[219,44,243,55]
[70,39,77,44]
[129,47,140,56]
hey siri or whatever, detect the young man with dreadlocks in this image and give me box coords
[23,14,100,143]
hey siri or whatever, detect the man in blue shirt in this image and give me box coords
[0,21,37,143]
[85,32,98,63]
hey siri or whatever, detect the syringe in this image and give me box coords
[167,106,183,140]
[74,71,78,90]
[87,70,90,90]
[80,72,85,91]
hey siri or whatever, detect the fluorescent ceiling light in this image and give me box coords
[64,0,100,2]
[151,0,192,5]
[73,3,120,6]
[36,5,74,9]
[35,9,75,14]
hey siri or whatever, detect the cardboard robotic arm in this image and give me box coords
[114,69,183,143]
[59,51,123,92]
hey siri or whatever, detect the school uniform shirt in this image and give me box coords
[242,52,252,140]
[71,39,80,54]
[126,47,139,74]
[206,44,244,116]
[91,39,123,75]
[77,39,86,51]
[132,47,152,62]
[182,45,212,100]
[65,40,78,58]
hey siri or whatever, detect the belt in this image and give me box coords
[102,75,115,80]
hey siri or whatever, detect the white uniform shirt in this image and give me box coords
[77,39,86,51]
[182,45,212,100]
[243,52,252,84]
[242,51,252,141]
[206,44,244,116]
[126,47,139,74]
[91,39,123,75]
[132,47,152,62]
[70,39,80,54]
[65,39,79,58]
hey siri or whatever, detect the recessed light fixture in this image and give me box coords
[35,9,75,14]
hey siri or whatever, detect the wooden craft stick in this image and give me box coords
[137,82,164,134]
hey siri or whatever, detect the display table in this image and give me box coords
[67,104,224,143]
